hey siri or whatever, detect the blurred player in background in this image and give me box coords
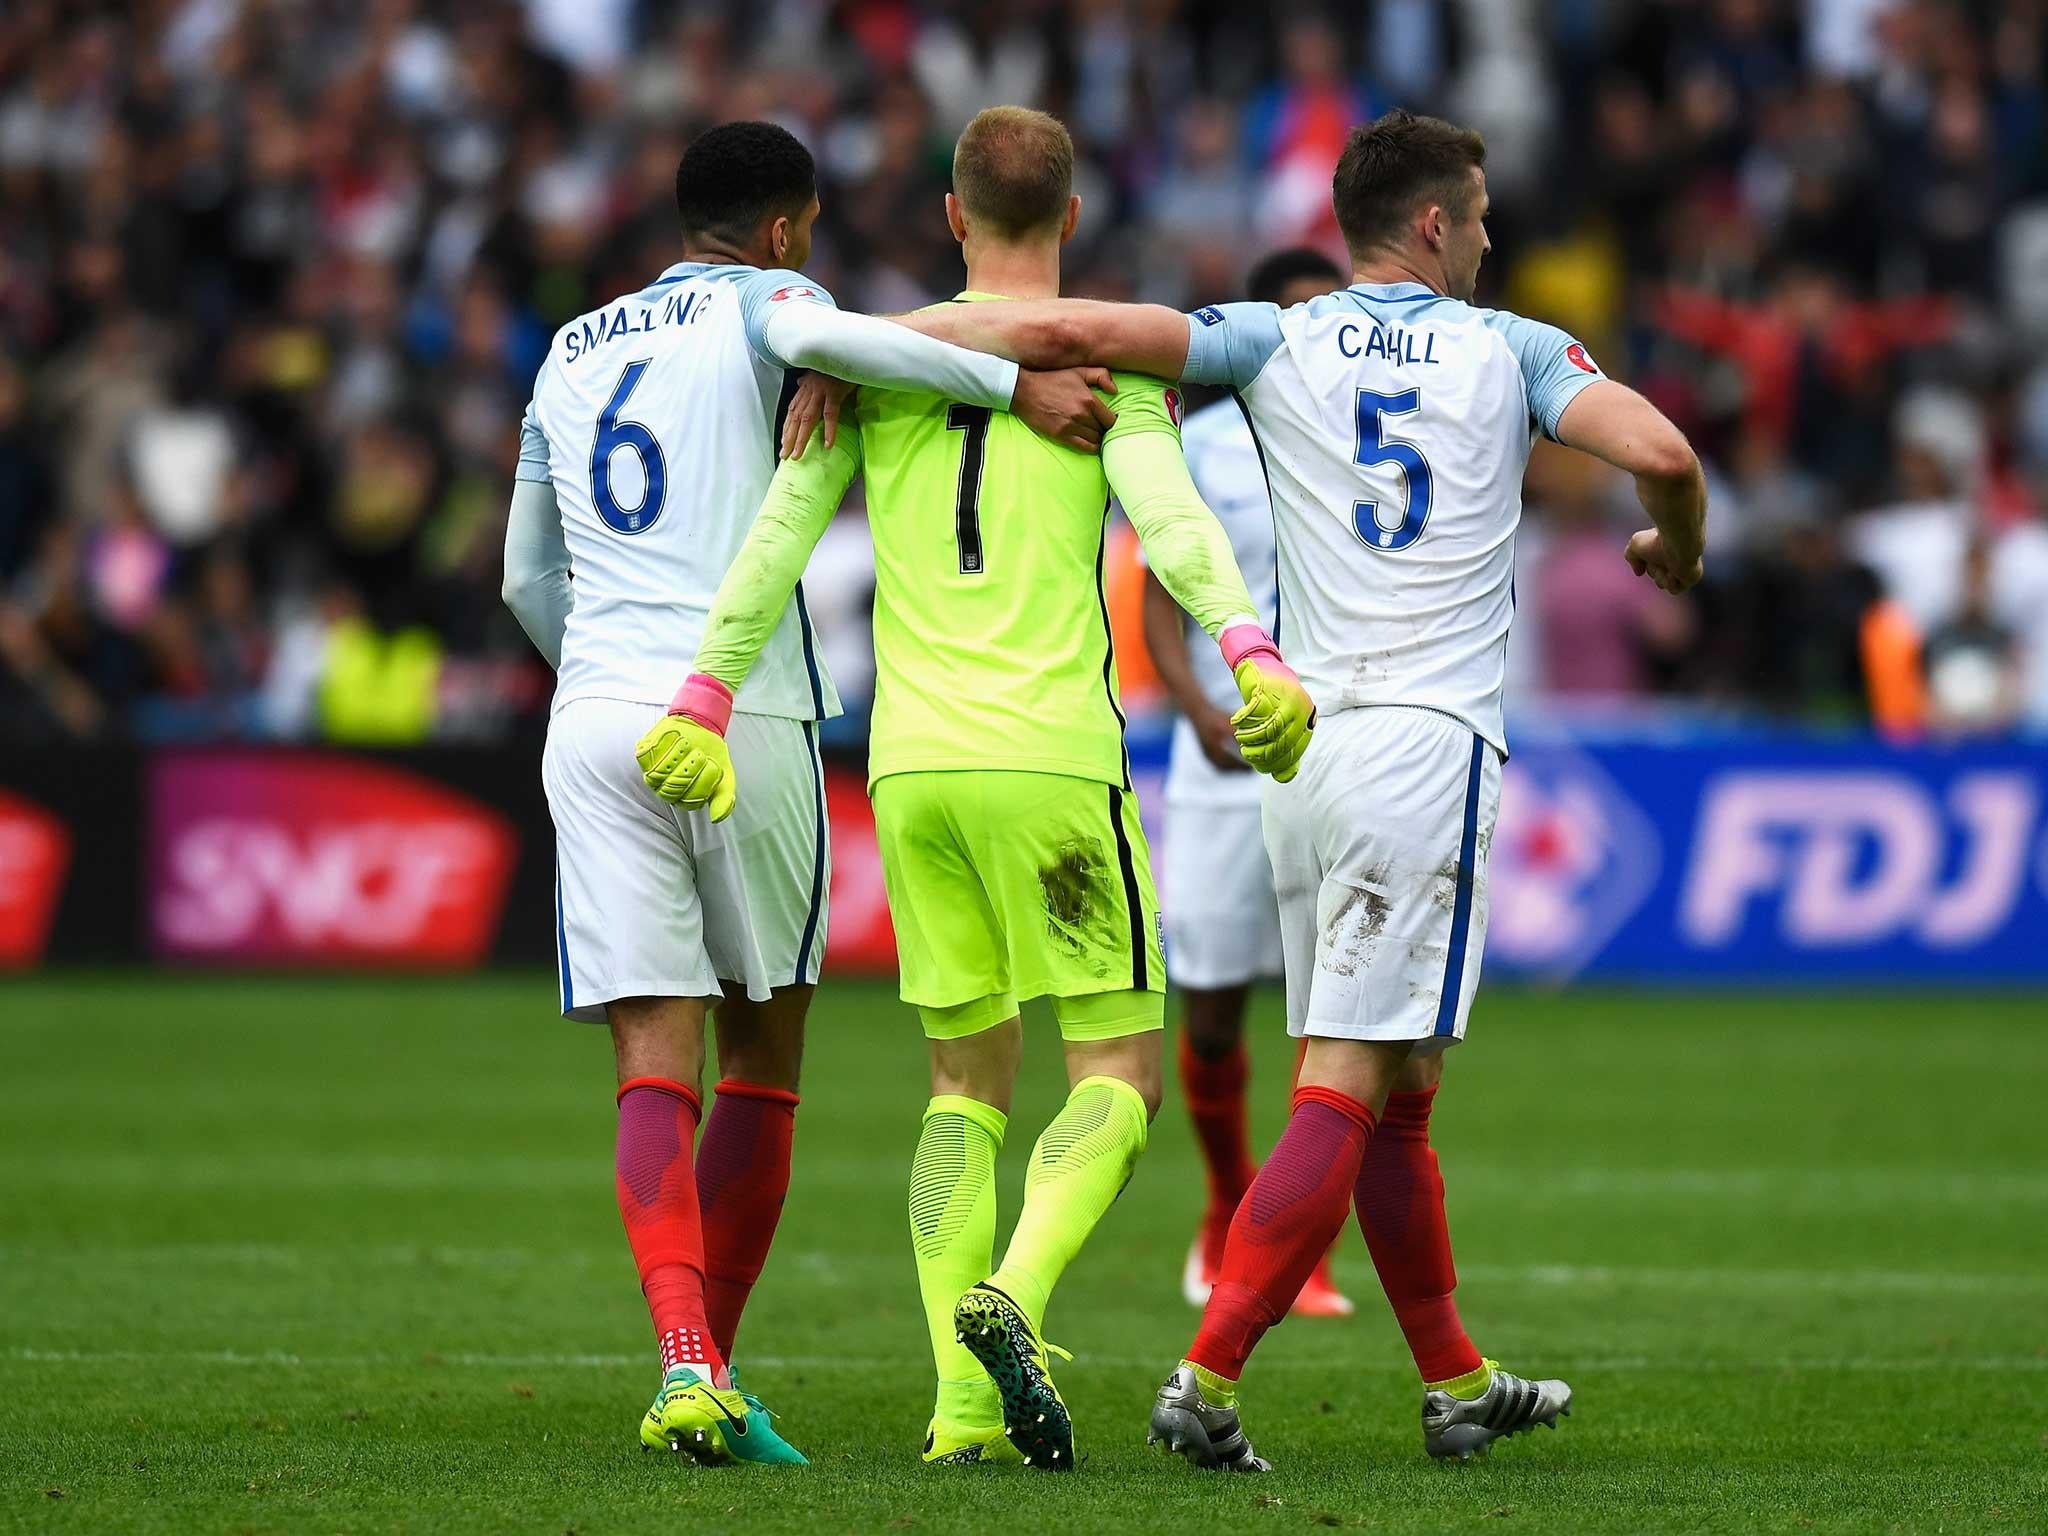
[1144,245,1355,1324]
[501,121,1111,1467]
[885,108,1707,1470]
[637,106,1315,1472]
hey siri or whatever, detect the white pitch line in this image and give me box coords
[1453,1262,2048,1297]
[7,1347,2045,1374]
[5,1159,2043,1203]
[7,1247,2041,1299]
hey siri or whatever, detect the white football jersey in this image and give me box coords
[1162,397,1278,807]
[1182,282,1604,754]
[516,262,843,721]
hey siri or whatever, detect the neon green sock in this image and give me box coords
[1429,1359,1495,1401]
[909,1095,1007,1426]
[1188,1359,1238,1408]
[987,1075,1150,1331]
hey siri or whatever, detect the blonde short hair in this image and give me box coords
[952,106,1074,237]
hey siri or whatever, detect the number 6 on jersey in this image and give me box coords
[1351,387,1433,552]
[591,358,668,535]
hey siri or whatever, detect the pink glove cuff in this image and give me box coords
[667,673,735,735]
[1219,623,1294,679]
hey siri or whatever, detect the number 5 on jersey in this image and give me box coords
[1351,387,1432,552]
[592,359,668,535]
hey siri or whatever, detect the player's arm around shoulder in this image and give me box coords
[890,298,1286,398]
[635,422,864,822]
[891,299,1196,379]
[762,286,1122,461]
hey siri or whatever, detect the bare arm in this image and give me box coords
[1554,379,1707,592]
[1141,568,1247,774]
[892,300,1195,379]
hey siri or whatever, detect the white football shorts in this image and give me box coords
[1262,704,1501,1052]
[1161,792,1284,990]
[543,699,828,1021]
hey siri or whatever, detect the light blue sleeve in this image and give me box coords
[1180,302,1286,389]
[736,268,839,367]
[1484,311,1605,441]
[515,391,551,484]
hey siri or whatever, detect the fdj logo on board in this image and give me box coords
[1681,770,2041,949]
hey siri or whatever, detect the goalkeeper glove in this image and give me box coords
[1220,623,1316,782]
[636,674,738,821]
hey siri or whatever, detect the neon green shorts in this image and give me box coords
[872,770,1165,1040]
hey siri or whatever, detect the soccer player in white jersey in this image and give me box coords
[499,121,1114,1466]
[872,109,1707,1469]
[1146,247,1356,1323]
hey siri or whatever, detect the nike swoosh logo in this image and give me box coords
[705,1393,749,1437]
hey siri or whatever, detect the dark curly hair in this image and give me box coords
[1246,246,1345,306]
[674,121,817,243]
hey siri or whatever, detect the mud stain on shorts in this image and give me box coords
[1319,883,1393,977]
[1431,859,1466,915]
[1040,840,1106,957]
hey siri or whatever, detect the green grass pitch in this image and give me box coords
[3,975,2044,1533]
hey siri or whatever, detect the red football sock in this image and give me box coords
[1186,1086,1376,1380]
[1353,1085,1482,1383]
[695,1078,799,1361]
[1178,1034,1256,1215]
[615,1076,722,1379]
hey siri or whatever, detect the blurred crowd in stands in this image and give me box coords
[4,0,2048,746]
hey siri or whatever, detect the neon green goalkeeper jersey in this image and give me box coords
[858,305,1185,785]
[693,293,1259,790]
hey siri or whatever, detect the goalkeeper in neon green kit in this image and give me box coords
[637,106,1314,1471]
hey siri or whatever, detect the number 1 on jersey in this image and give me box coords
[947,403,991,574]
[1351,387,1432,552]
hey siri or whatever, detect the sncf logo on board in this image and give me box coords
[0,788,70,969]
[148,753,517,966]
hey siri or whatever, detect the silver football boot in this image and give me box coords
[1147,1362,1272,1472]
[1424,1361,1572,1460]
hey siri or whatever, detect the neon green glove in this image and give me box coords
[1221,625,1316,783]
[635,675,738,821]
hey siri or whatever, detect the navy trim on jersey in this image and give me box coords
[769,368,829,721]
[771,367,803,444]
[636,260,756,301]
[634,274,690,301]
[1107,784,1148,992]
[792,583,825,718]
[1432,735,1486,1037]
[1091,508,1134,790]
[793,720,827,986]
[1342,282,1451,305]
[1229,389,1283,645]
[554,864,574,1014]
